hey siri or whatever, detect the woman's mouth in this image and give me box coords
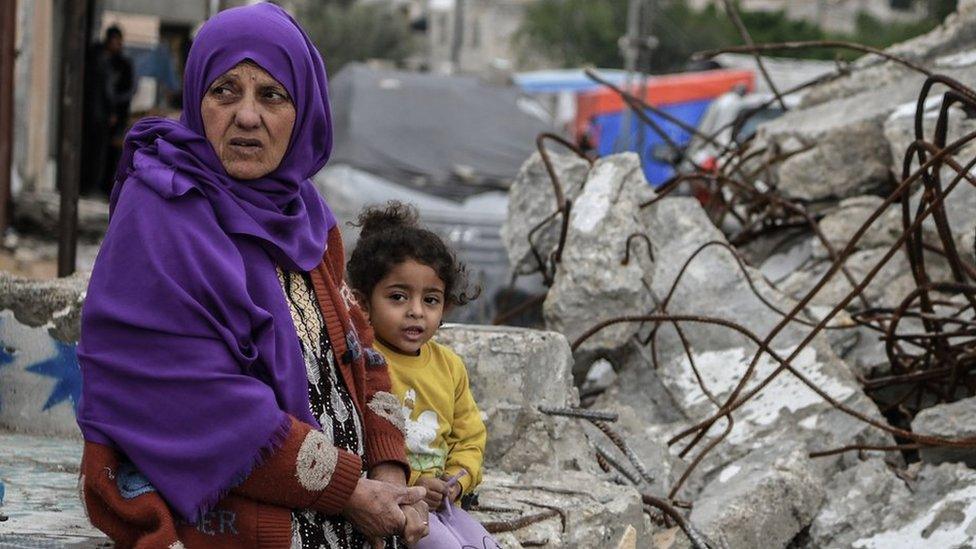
[228,138,264,155]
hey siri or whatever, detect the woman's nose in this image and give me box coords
[234,99,261,129]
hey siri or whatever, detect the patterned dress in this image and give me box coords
[278,267,370,549]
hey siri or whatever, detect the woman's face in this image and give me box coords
[201,61,296,180]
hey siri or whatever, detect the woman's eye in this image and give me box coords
[264,89,290,102]
[209,84,236,99]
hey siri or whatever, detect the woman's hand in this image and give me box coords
[369,462,407,486]
[343,477,426,539]
[414,476,448,510]
[400,499,430,545]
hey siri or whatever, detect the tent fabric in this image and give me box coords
[328,64,551,198]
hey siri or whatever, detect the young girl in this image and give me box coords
[347,202,498,549]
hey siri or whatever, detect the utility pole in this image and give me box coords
[617,0,657,154]
[617,0,641,153]
[450,0,465,72]
[0,0,16,240]
[56,0,90,277]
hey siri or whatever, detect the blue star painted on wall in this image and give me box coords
[27,340,81,413]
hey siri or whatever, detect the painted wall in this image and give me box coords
[0,274,86,438]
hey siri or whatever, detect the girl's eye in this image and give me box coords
[388,293,407,302]
[424,296,441,305]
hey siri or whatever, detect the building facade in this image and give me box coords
[686,0,929,34]
[426,0,542,75]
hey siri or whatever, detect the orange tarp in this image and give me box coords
[575,69,755,136]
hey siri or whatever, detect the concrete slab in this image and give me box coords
[0,431,106,546]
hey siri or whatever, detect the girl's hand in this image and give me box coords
[414,476,448,510]
[440,473,462,503]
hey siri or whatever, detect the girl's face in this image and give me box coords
[363,259,446,355]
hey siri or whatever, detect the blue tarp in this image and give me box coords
[514,69,630,94]
[593,98,712,186]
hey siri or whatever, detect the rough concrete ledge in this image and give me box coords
[0,270,88,343]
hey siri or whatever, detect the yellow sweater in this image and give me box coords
[374,339,486,496]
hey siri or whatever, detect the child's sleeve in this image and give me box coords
[443,352,487,496]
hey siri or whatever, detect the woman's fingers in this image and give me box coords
[343,478,409,538]
[400,485,428,505]
[400,503,429,545]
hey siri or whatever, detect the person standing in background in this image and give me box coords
[81,26,134,197]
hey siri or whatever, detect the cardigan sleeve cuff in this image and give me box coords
[364,433,409,477]
[310,450,363,515]
[256,503,293,549]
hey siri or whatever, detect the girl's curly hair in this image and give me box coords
[347,201,479,308]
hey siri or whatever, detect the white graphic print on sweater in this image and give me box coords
[401,388,445,471]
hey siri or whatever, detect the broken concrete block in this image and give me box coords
[772,119,893,201]
[777,246,927,310]
[589,337,687,428]
[847,462,976,548]
[810,196,904,259]
[798,5,976,109]
[912,396,976,467]
[543,153,655,360]
[472,470,649,548]
[806,458,911,548]
[434,324,599,474]
[501,150,591,276]
[689,443,824,549]
[640,196,893,487]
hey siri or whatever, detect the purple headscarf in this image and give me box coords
[77,3,337,521]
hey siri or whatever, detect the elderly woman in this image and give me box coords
[75,4,428,548]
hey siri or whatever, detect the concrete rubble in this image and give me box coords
[434,324,600,475]
[688,443,823,549]
[501,150,591,277]
[912,396,976,467]
[757,2,976,203]
[490,8,976,541]
[540,153,655,362]
[806,459,976,548]
[474,470,649,548]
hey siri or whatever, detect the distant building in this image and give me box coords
[425,0,543,75]
[686,0,929,34]
[13,0,209,195]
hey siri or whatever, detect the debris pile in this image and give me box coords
[499,4,976,546]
